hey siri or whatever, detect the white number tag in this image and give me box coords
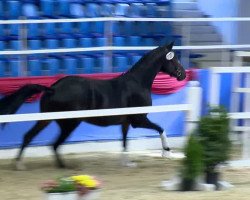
[166,52,174,60]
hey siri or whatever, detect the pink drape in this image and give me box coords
[0,70,195,102]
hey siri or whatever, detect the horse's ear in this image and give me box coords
[166,41,174,51]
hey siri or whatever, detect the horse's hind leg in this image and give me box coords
[53,119,80,168]
[16,120,51,170]
[122,122,129,152]
[121,123,135,167]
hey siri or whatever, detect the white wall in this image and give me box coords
[237,0,250,44]
[197,0,239,44]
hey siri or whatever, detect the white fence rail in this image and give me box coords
[209,67,250,106]
[0,104,191,123]
[209,65,250,166]
[1,45,250,55]
[0,16,249,71]
[0,17,250,56]
[1,17,250,24]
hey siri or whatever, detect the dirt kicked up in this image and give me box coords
[0,152,250,200]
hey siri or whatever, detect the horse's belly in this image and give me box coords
[84,116,127,126]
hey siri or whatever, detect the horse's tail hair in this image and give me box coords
[0,84,53,118]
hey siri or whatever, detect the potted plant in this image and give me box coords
[181,133,204,191]
[41,175,101,200]
[198,106,231,189]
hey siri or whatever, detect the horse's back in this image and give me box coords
[41,76,125,112]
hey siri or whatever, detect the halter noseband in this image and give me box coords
[176,67,182,78]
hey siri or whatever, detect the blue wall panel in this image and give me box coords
[197,69,232,114]
[196,69,210,115]
[219,73,233,110]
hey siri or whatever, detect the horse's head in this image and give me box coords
[160,42,186,81]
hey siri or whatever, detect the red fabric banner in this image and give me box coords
[0,70,195,102]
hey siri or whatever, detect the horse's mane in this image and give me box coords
[123,46,164,75]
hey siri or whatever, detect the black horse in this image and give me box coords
[0,42,186,169]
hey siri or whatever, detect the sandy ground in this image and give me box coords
[0,150,250,200]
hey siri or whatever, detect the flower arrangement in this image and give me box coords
[41,174,101,200]
[71,175,101,196]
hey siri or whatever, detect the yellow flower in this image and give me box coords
[81,179,97,188]
[71,175,99,188]
[71,175,91,182]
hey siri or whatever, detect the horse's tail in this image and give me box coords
[0,84,53,116]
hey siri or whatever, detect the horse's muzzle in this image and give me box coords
[176,69,186,81]
[177,71,186,81]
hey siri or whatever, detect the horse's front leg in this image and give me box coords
[130,115,178,159]
[160,131,185,159]
[160,131,174,158]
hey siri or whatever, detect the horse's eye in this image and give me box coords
[166,52,174,60]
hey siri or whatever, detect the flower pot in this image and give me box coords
[181,179,195,191]
[79,189,101,200]
[206,171,219,189]
[45,191,77,200]
[63,192,78,200]
[45,192,64,200]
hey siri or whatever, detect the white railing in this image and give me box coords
[1,45,250,55]
[1,17,250,24]
[0,46,221,56]
[209,66,250,165]
[209,66,250,121]
[0,17,249,56]
[209,66,250,107]
[0,104,191,123]
[0,16,249,71]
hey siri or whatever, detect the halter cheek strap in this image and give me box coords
[166,51,182,77]
[166,51,174,60]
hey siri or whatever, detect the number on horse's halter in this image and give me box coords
[166,52,174,60]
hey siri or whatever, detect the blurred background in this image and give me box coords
[0,0,249,151]
[0,0,248,77]
[0,1,250,199]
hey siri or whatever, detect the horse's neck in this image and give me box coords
[125,49,164,89]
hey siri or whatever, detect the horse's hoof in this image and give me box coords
[122,161,137,168]
[162,150,185,159]
[57,163,67,169]
[15,160,27,171]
